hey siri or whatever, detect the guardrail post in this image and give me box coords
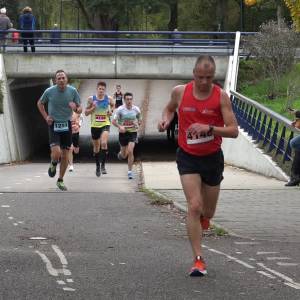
[268,121,278,153]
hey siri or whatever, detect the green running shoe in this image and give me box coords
[56,180,67,191]
[48,162,57,178]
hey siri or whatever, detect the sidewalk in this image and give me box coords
[142,162,300,242]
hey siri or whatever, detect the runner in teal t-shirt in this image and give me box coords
[37,70,82,191]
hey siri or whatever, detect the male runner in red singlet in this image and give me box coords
[158,55,238,276]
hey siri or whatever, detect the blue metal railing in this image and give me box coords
[0,30,254,54]
[230,90,300,167]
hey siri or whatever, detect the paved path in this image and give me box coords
[142,162,300,243]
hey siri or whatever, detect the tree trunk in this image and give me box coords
[168,0,178,31]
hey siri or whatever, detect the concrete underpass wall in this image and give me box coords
[0,55,19,164]
[222,130,289,181]
[9,80,50,160]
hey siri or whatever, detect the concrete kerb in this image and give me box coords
[138,161,241,238]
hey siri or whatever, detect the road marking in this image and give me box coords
[67,279,74,283]
[236,251,242,254]
[277,262,298,267]
[57,280,66,285]
[285,283,300,290]
[30,237,47,240]
[13,223,18,226]
[1,205,10,208]
[35,250,58,276]
[8,216,14,220]
[63,287,76,292]
[34,176,41,178]
[257,251,279,255]
[257,263,300,290]
[257,271,276,279]
[208,248,255,269]
[234,242,259,245]
[267,257,291,261]
[52,245,72,276]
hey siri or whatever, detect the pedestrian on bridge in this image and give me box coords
[37,70,82,191]
[85,81,114,177]
[19,6,36,52]
[0,7,12,52]
[158,55,239,276]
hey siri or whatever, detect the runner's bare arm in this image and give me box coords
[214,90,239,138]
[108,96,115,115]
[37,99,53,125]
[84,97,95,116]
[158,85,184,132]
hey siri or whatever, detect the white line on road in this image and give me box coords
[52,245,68,265]
[57,280,66,285]
[63,287,76,292]
[1,205,10,208]
[277,262,299,267]
[267,257,291,261]
[234,242,259,245]
[257,263,300,290]
[257,271,276,279]
[208,248,255,269]
[35,250,58,277]
[257,252,279,255]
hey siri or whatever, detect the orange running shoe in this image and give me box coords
[189,256,207,276]
[200,216,210,230]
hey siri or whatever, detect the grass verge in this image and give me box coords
[140,187,173,205]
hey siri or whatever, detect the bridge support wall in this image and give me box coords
[3,54,228,80]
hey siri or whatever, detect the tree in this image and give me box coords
[284,0,300,31]
[244,20,298,99]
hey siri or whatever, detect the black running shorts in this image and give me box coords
[176,147,224,186]
[91,126,110,140]
[48,121,72,149]
[119,132,137,146]
[72,132,79,148]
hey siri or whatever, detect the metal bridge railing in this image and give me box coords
[230,90,300,174]
[0,30,254,54]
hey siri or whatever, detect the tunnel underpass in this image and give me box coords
[7,79,182,162]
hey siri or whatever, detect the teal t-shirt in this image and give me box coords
[40,85,81,122]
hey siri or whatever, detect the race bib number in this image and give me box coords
[95,114,106,122]
[123,120,135,128]
[186,131,214,145]
[54,121,69,132]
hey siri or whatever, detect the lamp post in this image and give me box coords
[240,0,244,31]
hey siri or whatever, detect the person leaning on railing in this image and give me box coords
[285,108,300,187]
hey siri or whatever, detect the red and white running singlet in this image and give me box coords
[178,81,224,156]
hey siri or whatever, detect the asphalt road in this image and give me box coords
[0,162,300,299]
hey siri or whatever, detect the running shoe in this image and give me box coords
[56,179,67,191]
[189,256,207,276]
[69,165,74,172]
[128,171,133,179]
[101,165,107,175]
[48,162,57,178]
[117,152,124,161]
[200,216,210,230]
[96,165,101,177]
